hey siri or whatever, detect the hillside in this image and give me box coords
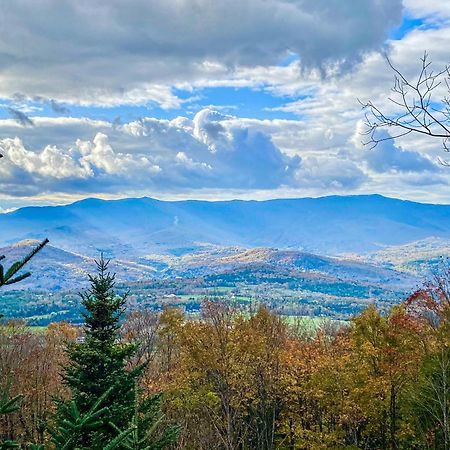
[1,195,450,256]
[0,240,417,324]
[0,240,158,290]
[0,237,417,293]
[143,246,415,287]
[368,237,450,278]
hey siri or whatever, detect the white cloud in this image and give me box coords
[403,0,450,22]
[351,122,439,174]
[76,133,161,175]
[1,137,92,178]
[0,109,303,196]
[295,156,367,190]
[2,101,448,202]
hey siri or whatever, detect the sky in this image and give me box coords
[1,0,450,210]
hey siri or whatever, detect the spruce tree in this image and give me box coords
[0,239,49,288]
[51,387,136,450]
[112,394,181,450]
[0,239,49,319]
[0,383,23,450]
[57,255,142,448]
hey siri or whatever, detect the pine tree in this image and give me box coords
[113,394,181,450]
[0,239,49,318]
[0,239,49,288]
[57,255,142,448]
[0,383,23,450]
[51,387,136,450]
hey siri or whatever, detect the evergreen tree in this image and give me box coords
[51,387,136,450]
[0,383,23,449]
[0,239,49,288]
[113,394,181,450]
[57,255,141,448]
[0,239,49,318]
[0,247,178,449]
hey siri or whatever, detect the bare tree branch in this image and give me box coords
[361,52,450,153]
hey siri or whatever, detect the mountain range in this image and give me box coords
[1,194,450,257]
[3,194,449,321]
[0,240,158,290]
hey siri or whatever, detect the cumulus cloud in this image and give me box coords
[351,123,438,174]
[76,133,161,176]
[0,0,402,106]
[362,140,438,174]
[0,108,449,203]
[295,156,367,190]
[2,1,450,205]
[0,109,303,196]
[0,137,91,179]
[2,103,448,202]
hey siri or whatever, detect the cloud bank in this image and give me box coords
[0,0,402,106]
[1,106,443,202]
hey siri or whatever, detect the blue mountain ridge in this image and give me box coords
[1,194,450,256]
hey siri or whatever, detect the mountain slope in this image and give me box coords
[0,240,416,291]
[368,237,450,277]
[1,195,450,256]
[144,246,415,288]
[0,240,158,290]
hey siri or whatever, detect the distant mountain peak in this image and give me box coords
[11,239,42,248]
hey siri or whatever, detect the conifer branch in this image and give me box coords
[0,238,49,287]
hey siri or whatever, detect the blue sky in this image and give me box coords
[1,0,450,210]
[0,86,302,122]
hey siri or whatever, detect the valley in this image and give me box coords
[0,239,418,325]
[1,194,449,326]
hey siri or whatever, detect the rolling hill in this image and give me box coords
[0,240,158,290]
[368,237,450,277]
[0,239,417,324]
[142,246,415,287]
[0,240,416,292]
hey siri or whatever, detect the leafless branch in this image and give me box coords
[361,52,450,154]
